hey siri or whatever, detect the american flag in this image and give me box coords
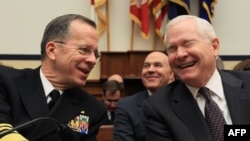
[153,0,168,43]
[130,0,152,39]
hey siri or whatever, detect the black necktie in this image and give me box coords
[199,87,226,141]
[110,112,115,122]
[48,90,60,110]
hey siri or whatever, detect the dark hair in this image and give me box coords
[102,80,123,96]
[233,59,250,71]
[40,14,96,60]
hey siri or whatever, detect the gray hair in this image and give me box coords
[40,14,96,60]
[164,15,216,43]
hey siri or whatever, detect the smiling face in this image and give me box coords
[43,19,98,89]
[166,17,219,87]
[141,51,174,93]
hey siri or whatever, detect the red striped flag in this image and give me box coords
[153,0,168,43]
[199,0,218,23]
[130,0,152,39]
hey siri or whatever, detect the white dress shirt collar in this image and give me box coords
[40,69,54,98]
[186,69,224,99]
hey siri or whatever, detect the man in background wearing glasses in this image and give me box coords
[0,14,106,141]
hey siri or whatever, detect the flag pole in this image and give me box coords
[153,30,157,50]
[130,21,135,51]
[106,0,110,51]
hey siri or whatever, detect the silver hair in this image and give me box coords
[164,15,216,43]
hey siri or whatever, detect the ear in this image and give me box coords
[168,71,175,84]
[46,42,57,60]
[212,38,220,56]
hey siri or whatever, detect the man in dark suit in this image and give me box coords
[113,51,175,141]
[143,15,250,141]
[101,80,123,125]
[0,14,106,141]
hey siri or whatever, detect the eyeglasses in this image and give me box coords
[105,99,119,105]
[54,41,100,60]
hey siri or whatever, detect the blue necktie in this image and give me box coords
[199,87,226,141]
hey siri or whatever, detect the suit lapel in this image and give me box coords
[18,68,86,122]
[28,88,87,140]
[171,71,250,140]
[136,91,148,107]
[220,71,250,124]
[136,91,149,118]
[18,68,49,119]
[171,83,213,141]
[15,68,89,140]
[49,89,85,123]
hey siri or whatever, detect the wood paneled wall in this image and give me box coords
[84,51,150,100]
[100,51,150,79]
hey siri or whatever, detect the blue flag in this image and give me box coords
[168,0,190,20]
[199,0,218,23]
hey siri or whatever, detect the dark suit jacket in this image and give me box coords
[99,101,114,125]
[143,70,250,141]
[102,111,114,125]
[114,90,149,141]
[0,65,106,141]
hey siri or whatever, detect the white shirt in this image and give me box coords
[186,69,232,124]
[40,69,63,103]
[147,90,153,96]
[107,111,113,120]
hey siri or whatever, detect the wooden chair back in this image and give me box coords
[96,125,114,141]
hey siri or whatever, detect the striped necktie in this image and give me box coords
[199,87,226,141]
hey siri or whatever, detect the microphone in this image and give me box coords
[0,117,79,141]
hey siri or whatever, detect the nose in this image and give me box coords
[86,53,97,65]
[176,47,188,59]
[147,65,156,72]
[110,102,117,108]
